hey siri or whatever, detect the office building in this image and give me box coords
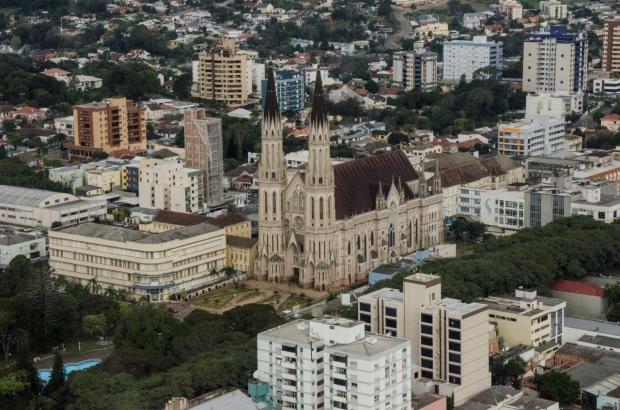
[193,38,249,105]
[479,189,526,231]
[443,37,503,82]
[0,185,107,228]
[359,273,491,405]
[523,26,588,94]
[393,51,438,91]
[68,97,146,158]
[184,109,224,207]
[498,115,566,158]
[526,93,583,119]
[138,158,205,213]
[479,288,566,354]
[524,187,571,227]
[603,19,620,73]
[261,69,305,113]
[256,316,411,410]
[540,0,568,20]
[49,222,226,302]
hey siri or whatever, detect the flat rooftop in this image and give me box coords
[54,222,221,244]
[565,316,620,338]
[330,334,409,358]
[439,298,488,318]
[361,287,404,303]
[579,334,620,350]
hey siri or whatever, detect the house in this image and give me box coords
[10,106,48,122]
[41,68,71,81]
[601,113,620,133]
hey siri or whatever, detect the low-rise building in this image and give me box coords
[601,113,620,132]
[479,288,566,355]
[550,281,607,320]
[226,236,257,274]
[0,185,107,228]
[0,229,46,268]
[49,222,227,302]
[498,115,566,158]
[540,0,568,20]
[256,317,412,410]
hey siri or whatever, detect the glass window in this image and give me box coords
[449,342,460,352]
[421,313,433,324]
[421,336,433,346]
[421,325,433,335]
[421,348,433,358]
[359,302,371,312]
[385,307,397,317]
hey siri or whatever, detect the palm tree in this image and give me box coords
[86,278,102,295]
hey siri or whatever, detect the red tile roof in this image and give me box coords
[333,150,418,220]
[550,279,605,297]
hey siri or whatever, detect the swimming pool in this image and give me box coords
[37,358,102,383]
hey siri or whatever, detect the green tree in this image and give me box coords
[44,351,65,395]
[82,314,108,340]
[365,79,380,94]
[534,371,580,404]
[504,356,526,389]
[7,132,21,149]
[15,346,41,397]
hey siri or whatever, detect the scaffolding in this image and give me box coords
[185,109,224,207]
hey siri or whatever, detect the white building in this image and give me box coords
[72,75,103,91]
[443,36,503,82]
[256,316,412,410]
[592,78,620,95]
[393,51,438,91]
[479,189,525,231]
[138,158,205,213]
[53,115,74,139]
[525,93,582,119]
[498,115,566,158]
[540,0,568,20]
[0,185,107,228]
[0,229,46,268]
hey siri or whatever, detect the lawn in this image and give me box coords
[64,339,110,354]
[279,294,314,312]
[193,284,265,309]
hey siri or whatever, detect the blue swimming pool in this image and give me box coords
[38,358,102,383]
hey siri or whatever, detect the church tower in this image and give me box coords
[257,66,287,282]
[303,72,337,290]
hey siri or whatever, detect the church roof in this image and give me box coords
[333,150,418,220]
[310,70,327,123]
[264,64,279,121]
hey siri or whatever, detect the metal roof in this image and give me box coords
[0,185,71,207]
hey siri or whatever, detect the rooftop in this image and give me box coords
[362,287,404,303]
[226,235,258,249]
[550,280,605,297]
[579,334,620,350]
[438,298,488,318]
[0,185,73,207]
[330,334,409,358]
[0,232,41,246]
[564,316,620,338]
[55,222,221,244]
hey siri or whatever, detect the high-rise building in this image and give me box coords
[522,26,588,94]
[70,97,146,158]
[193,38,249,105]
[260,69,305,113]
[443,36,503,82]
[359,273,491,405]
[184,109,224,207]
[498,114,566,158]
[138,158,205,213]
[499,0,523,20]
[540,0,568,20]
[393,51,438,91]
[256,316,412,410]
[602,19,620,73]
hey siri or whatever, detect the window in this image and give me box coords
[421,336,433,346]
[359,313,371,323]
[333,378,346,386]
[449,365,461,375]
[385,307,397,317]
[385,318,397,328]
[421,348,433,358]
[448,330,461,340]
[449,342,460,352]
[449,353,461,363]
[421,313,433,324]
[449,376,461,385]
[448,319,460,329]
[421,370,433,379]
[359,303,371,312]
[421,325,433,335]
[421,359,433,369]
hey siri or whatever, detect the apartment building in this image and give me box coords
[524,188,571,227]
[602,19,620,73]
[359,273,491,406]
[0,229,46,268]
[479,189,526,231]
[69,97,146,157]
[184,109,224,207]
[479,288,566,354]
[443,37,503,82]
[193,38,248,105]
[498,115,566,158]
[138,158,205,213]
[392,51,438,91]
[593,78,620,94]
[260,69,305,112]
[522,26,588,94]
[49,222,226,302]
[499,0,523,20]
[540,0,568,20]
[526,93,583,119]
[256,317,412,410]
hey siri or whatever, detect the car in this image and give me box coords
[167,307,180,314]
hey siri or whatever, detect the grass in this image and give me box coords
[64,339,109,354]
[193,284,264,309]
[279,294,314,312]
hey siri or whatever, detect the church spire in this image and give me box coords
[310,70,327,124]
[264,64,279,120]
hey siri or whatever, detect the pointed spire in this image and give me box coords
[310,70,327,123]
[264,63,279,120]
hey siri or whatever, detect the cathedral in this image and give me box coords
[255,68,444,291]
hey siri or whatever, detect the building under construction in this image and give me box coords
[184,109,224,207]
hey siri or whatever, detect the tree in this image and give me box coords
[365,79,380,94]
[172,73,192,100]
[0,311,19,361]
[175,127,185,148]
[534,371,580,404]
[83,314,108,340]
[504,356,526,389]
[388,132,409,146]
[15,346,41,397]
[44,351,65,395]
[7,132,21,149]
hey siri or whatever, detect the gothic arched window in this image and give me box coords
[319,197,324,220]
[388,224,395,248]
[272,192,277,214]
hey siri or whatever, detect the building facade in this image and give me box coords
[602,19,620,73]
[49,222,227,302]
[255,70,443,291]
[498,115,566,158]
[193,38,248,105]
[70,97,146,157]
[256,317,412,410]
[0,230,46,268]
[261,69,305,113]
[392,51,438,91]
[524,188,571,227]
[523,26,588,94]
[443,36,503,82]
[138,158,205,213]
[540,0,568,20]
[184,109,224,207]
